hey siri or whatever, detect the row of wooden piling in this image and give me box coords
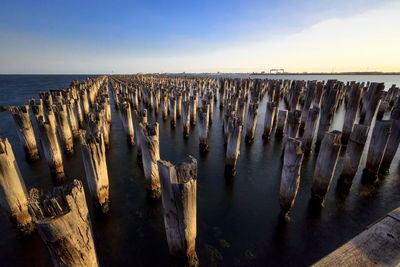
[111,75,399,214]
[0,75,200,266]
[1,74,399,266]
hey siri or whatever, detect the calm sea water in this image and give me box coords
[0,74,400,266]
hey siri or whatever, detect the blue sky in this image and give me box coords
[0,0,399,73]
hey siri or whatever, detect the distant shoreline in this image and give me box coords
[0,72,399,76]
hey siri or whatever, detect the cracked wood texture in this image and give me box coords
[79,130,109,210]
[37,116,65,179]
[158,156,197,266]
[0,138,32,227]
[28,179,99,267]
[140,122,161,193]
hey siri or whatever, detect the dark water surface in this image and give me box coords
[0,74,400,266]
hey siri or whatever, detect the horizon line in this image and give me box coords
[1,71,400,75]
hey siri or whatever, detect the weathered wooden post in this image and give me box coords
[46,106,58,133]
[133,109,147,165]
[182,100,190,138]
[9,106,40,161]
[161,94,168,120]
[140,122,161,198]
[276,110,288,136]
[121,101,135,146]
[285,110,301,140]
[225,117,243,176]
[337,124,369,191]
[28,180,99,267]
[223,105,235,142]
[65,100,79,138]
[177,92,182,118]
[245,102,259,143]
[54,104,74,155]
[81,89,90,116]
[37,117,65,180]
[342,83,363,144]
[190,96,197,125]
[280,138,304,214]
[263,102,277,139]
[363,120,391,181]
[311,131,342,204]
[360,82,384,126]
[315,81,339,149]
[237,98,247,123]
[75,95,85,128]
[29,98,44,124]
[303,107,320,153]
[376,100,389,120]
[170,96,177,128]
[197,104,209,152]
[158,156,198,266]
[0,138,33,232]
[380,107,400,174]
[79,130,110,212]
[300,81,316,129]
[207,93,214,123]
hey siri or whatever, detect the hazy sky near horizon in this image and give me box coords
[1,0,399,74]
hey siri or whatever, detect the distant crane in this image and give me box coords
[270,68,284,74]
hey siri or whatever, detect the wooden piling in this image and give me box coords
[65,100,79,138]
[79,130,109,212]
[360,82,384,126]
[285,110,301,140]
[37,117,65,180]
[380,109,400,174]
[376,100,389,120]
[303,107,320,153]
[190,96,197,125]
[9,106,40,161]
[280,138,304,214]
[197,104,209,152]
[182,101,190,138]
[158,156,198,266]
[315,81,340,149]
[225,117,243,176]
[28,180,99,267]
[170,96,177,128]
[311,131,342,204]
[177,92,182,118]
[81,89,90,117]
[276,110,288,137]
[0,138,33,232]
[300,81,316,129]
[363,120,391,181]
[263,102,277,139]
[161,94,168,120]
[140,122,161,198]
[337,124,369,190]
[29,98,44,124]
[245,102,259,143]
[121,101,135,146]
[342,83,363,144]
[54,104,74,155]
